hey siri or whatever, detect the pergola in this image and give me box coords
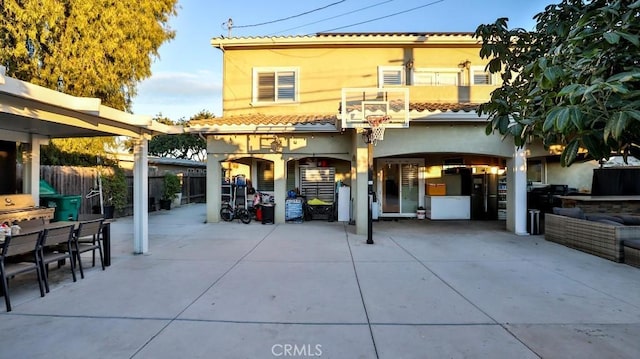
[0,66,181,253]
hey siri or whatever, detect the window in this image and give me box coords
[412,68,460,86]
[256,160,274,191]
[253,68,298,103]
[471,66,494,85]
[378,66,405,86]
[527,159,545,183]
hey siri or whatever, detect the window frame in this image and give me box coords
[412,67,461,86]
[378,66,405,87]
[252,67,300,105]
[470,66,495,85]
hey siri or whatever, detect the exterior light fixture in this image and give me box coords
[458,60,471,70]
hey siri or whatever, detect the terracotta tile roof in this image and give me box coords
[344,101,480,113]
[409,102,480,112]
[189,113,338,127]
[189,103,480,128]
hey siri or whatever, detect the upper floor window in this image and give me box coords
[412,68,460,86]
[378,66,405,86]
[253,67,298,103]
[471,66,494,85]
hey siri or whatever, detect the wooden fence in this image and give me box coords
[31,166,206,217]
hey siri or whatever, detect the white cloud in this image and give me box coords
[132,70,222,120]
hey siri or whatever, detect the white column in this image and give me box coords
[206,137,221,222]
[273,157,286,223]
[507,146,528,235]
[133,136,149,254]
[353,131,368,235]
[23,135,47,202]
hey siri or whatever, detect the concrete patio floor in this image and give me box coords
[1,203,639,358]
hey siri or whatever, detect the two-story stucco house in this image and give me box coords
[188,32,536,235]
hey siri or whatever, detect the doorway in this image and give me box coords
[377,159,424,217]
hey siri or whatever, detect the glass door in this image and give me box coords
[379,160,423,216]
[401,164,419,213]
[382,163,400,213]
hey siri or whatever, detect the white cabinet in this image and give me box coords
[425,196,470,220]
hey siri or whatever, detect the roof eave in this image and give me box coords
[211,33,479,49]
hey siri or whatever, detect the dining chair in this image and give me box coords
[72,218,105,279]
[39,225,77,292]
[0,230,45,312]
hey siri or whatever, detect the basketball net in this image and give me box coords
[365,115,390,146]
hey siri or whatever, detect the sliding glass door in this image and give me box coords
[378,159,423,216]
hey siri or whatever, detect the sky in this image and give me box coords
[131,0,557,122]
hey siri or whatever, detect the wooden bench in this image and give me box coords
[0,194,55,225]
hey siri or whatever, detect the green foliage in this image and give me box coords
[41,139,118,166]
[101,166,127,212]
[475,0,640,166]
[0,0,178,111]
[148,112,210,162]
[162,172,181,201]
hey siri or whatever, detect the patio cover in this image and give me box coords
[0,66,181,253]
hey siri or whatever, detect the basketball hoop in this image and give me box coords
[365,115,390,145]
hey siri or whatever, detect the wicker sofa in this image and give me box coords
[545,212,640,262]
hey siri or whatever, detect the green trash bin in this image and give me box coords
[39,180,81,222]
[40,195,81,222]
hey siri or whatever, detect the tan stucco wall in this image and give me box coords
[546,161,598,193]
[372,124,514,158]
[222,46,496,116]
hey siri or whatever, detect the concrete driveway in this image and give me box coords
[1,204,639,358]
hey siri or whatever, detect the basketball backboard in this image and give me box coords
[341,87,409,129]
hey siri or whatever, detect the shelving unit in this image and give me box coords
[498,176,507,220]
[221,181,232,204]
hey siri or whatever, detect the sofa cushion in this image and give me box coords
[552,207,585,219]
[616,215,640,225]
[594,219,626,227]
[585,214,625,224]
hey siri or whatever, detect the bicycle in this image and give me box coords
[220,202,252,224]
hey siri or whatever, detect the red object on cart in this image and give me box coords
[256,206,263,221]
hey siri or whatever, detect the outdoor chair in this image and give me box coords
[39,225,77,292]
[0,230,46,312]
[71,218,105,279]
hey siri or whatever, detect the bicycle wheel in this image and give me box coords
[220,205,234,222]
[238,208,252,224]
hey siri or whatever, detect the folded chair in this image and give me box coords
[39,225,77,292]
[71,219,105,279]
[0,230,46,312]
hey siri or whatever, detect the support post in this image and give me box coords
[133,136,149,254]
[367,139,374,244]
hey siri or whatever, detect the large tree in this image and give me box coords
[1,0,178,165]
[475,0,640,166]
[1,0,178,110]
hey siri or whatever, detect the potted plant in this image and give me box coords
[160,172,181,210]
[100,167,127,218]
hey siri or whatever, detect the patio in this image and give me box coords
[1,203,639,358]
